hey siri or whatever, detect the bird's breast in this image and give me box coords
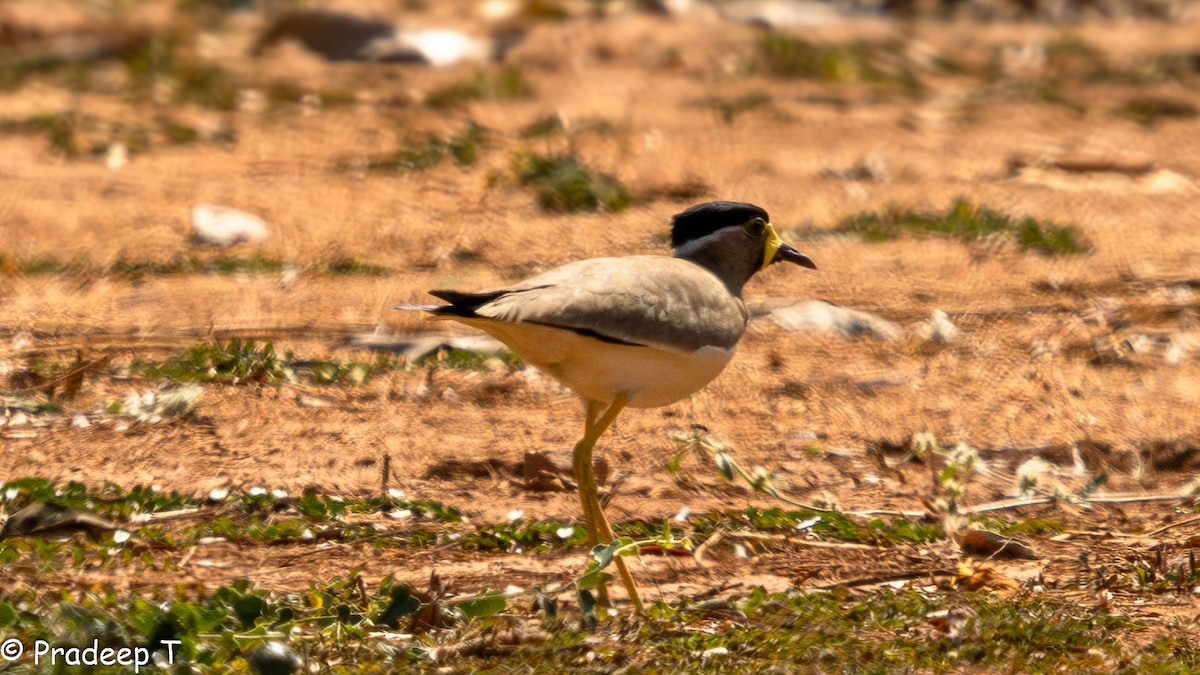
[545,340,736,408]
[462,319,736,408]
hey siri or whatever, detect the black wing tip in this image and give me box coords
[429,289,473,303]
[427,288,525,319]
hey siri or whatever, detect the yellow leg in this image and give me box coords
[578,400,610,608]
[573,395,645,614]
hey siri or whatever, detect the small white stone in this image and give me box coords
[506,509,524,522]
[794,517,820,531]
[106,143,128,169]
[917,309,959,344]
[192,204,269,247]
[1165,341,1185,366]
[279,266,300,288]
[71,413,91,428]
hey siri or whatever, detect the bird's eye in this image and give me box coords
[745,217,766,236]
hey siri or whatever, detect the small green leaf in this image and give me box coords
[740,588,767,617]
[591,537,636,568]
[534,592,557,620]
[577,537,636,589]
[715,452,735,481]
[375,585,421,627]
[1078,473,1108,499]
[578,589,597,628]
[940,465,957,483]
[576,561,610,591]
[667,451,685,476]
[454,593,507,620]
[0,602,16,626]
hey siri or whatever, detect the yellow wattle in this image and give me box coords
[762,222,782,270]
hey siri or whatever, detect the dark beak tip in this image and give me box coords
[777,244,817,270]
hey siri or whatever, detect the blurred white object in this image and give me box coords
[917,309,960,344]
[364,29,492,67]
[106,143,128,170]
[662,0,850,26]
[480,0,520,21]
[769,300,902,342]
[395,29,491,68]
[192,204,270,246]
[717,0,850,27]
[253,10,514,67]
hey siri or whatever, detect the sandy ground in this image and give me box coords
[3,1,1200,626]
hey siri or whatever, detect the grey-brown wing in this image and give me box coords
[462,257,748,352]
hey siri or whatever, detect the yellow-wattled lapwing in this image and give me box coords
[402,201,816,612]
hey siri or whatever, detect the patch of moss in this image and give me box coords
[134,338,290,384]
[426,67,533,109]
[690,91,772,124]
[520,114,565,139]
[448,123,488,166]
[514,152,631,213]
[755,34,920,94]
[413,347,521,371]
[1114,97,1199,127]
[838,199,1089,256]
[318,87,357,108]
[351,124,489,173]
[176,63,240,111]
[0,113,79,156]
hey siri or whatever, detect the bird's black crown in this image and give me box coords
[671,201,770,248]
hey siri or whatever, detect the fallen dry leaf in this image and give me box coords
[955,528,1039,560]
[955,561,1022,593]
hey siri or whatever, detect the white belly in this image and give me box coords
[463,320,735,408]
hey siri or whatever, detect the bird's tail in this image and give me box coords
[395,289,512,317]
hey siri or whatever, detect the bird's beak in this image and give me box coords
[763,223,817,270]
